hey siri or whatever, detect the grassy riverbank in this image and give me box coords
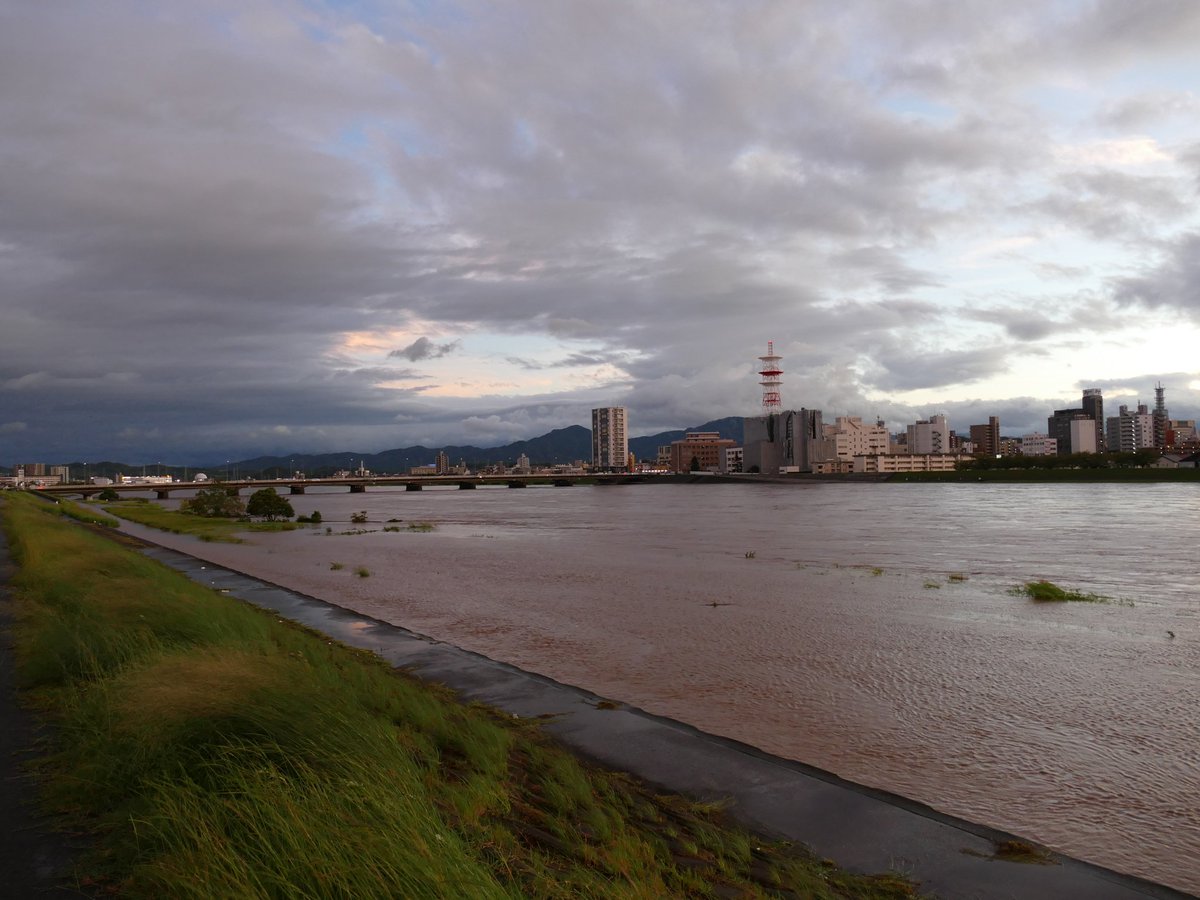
[101,499,302,542]
[1,492,915,898]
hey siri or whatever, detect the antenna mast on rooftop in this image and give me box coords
[758,341,783,411]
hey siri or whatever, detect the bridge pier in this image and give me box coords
[155,489,171,500]
[350,484,366,493]
[507,480,527,488]
[290,485,306,495]
[457,481,476,490]
[405,483,422,491]
[553,478,573,487]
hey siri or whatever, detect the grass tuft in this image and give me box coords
[1011,580,1130,605]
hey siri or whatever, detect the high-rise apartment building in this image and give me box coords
[1082,388,1104,453]
[969,416,1001,457]
[591,407,629,472]
[1106,403,1155,453]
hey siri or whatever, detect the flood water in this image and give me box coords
[134,481,1200,892]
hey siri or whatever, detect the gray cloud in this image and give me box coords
[1111,232,1200,311]
[388,338,463,362]
[2,1,1199,462]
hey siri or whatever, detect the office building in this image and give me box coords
[1048,407,1096,454]
[744,408,823,473]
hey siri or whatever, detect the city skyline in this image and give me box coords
[4,2,1200,462]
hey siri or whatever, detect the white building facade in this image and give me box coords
[820,416,890,460]
[906,415,950,455]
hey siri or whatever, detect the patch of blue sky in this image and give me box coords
[303,0,452,63]
[1104,56,1199,96]
[511,118,539,159]
[1021,83,1098,131]
[877,92,956,123]
[323,117,436,161]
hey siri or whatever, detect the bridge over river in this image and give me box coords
[37,473,666,500]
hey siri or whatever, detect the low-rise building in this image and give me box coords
[852,453,964,473]
[1020,433,1058,456]
[719,447,744,474]
[669,432,737,473]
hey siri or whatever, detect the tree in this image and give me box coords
[246,488,295,521]
[97,488,119,502]
[181,486,246,518]
[689,455,701,472]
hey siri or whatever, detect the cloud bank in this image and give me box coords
[2,1,1199,462]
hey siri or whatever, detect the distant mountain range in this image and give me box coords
[229,417,744,476]
[48,417,745,478]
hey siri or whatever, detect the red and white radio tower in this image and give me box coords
[758,341,783,411]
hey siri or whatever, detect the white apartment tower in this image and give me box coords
[591,407,629,472]
[1106,403,1155,453]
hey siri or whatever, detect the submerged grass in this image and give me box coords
[2,492,919,899]
[102,501,302,542]
[1011,580,1131,605]
[103,501,245,542]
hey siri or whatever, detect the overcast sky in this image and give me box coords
[3,1,1200,464]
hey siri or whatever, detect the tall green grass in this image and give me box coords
[2,493,915,898]
[103,501,303,542]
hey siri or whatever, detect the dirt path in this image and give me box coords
[0,510,89,897]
